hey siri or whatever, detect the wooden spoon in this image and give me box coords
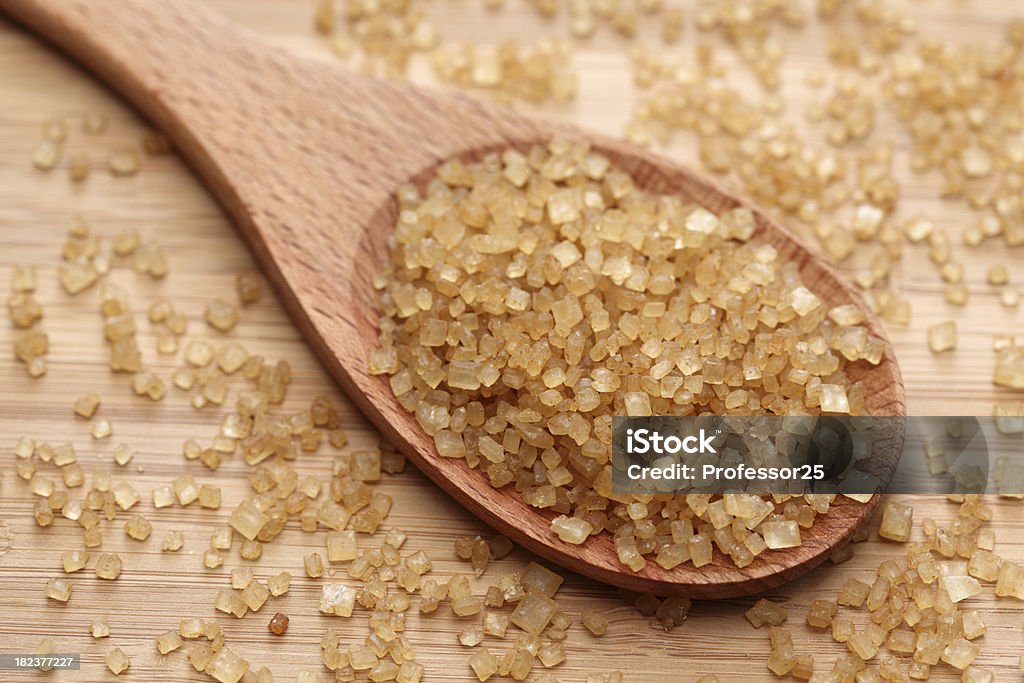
[1,0,905,598]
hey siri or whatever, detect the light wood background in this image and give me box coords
[1,1,1022,681]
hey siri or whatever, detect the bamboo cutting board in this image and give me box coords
[1,1,1023,681]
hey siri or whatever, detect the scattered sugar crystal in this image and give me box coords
[458,625,484,647]
[521,562,563,597]
[236,272,263,305]
[832,618,853,643]
[961,146,993,177]
[927,321,957,353]
[204,549,224,569]
[268,571,291,596]
[124,514,152,541]
[91,619,110,638]
[205,646,249,683]
[58,263,98,295]
[108,149,140,176]
[185,341,215,367]
[848,631,879,660]
[304,552,325,578]
[179,618,204,639]
[1002,287,1020,307]
[745,599,787,628]
[940,638,979,669]
[806,599,837,628]
[327,530,359,562]
[451,595,483,617]
[581,610,608,636]
[73,394,101,418]
[173,476,200,506]
[44,578,72,602]
[510,592,556,635]
[879,502,913,542]
[91,419,113,439]
[483,611,510,637]
[113,444,135,466]
[988,264,1009,285]
[105,647,130,675]
[156,630,182,654]
[838,578,870,607]
[961,666,994,683]
[995,561,1024,599]
[230,567,253,590]
[995,346,1024,388]
[160,532,185,552]
[112,482,140,510]
[241,581,269,611]
[61,550,88,573]
[904,217,934,242]
[229,499,268,540]
[469,648,499,681]
[940,575,981,603]
[205,299,238,332]
[968,549,1001,582]
[217,343,249,374]
[961,611,987,640]
[914,632,943,665]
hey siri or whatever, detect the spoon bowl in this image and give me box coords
[355,140,906,598]
[1,0,905,597]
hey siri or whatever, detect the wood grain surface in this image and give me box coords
[0,0,1022,681]
[0,0,908,599]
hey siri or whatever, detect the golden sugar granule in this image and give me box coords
[44,578,73,602]
[156,630,182,654]
[162,530,184,552]
[32,139,62,171]
[104,647,130,675]
[236,272,263,305]
[988,264,1009,286]
[91,419,113,439]
[746,599,788,629]
[68,153,90,183]
[205,647,249,683]
[205,299,239,332]
[90,619,110,639]
[95,553,122,580]
[878,502,913,542]
[927,322,957,353]
[108,149,140,177]
[61,550,88,573]
[82,112,108,135]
